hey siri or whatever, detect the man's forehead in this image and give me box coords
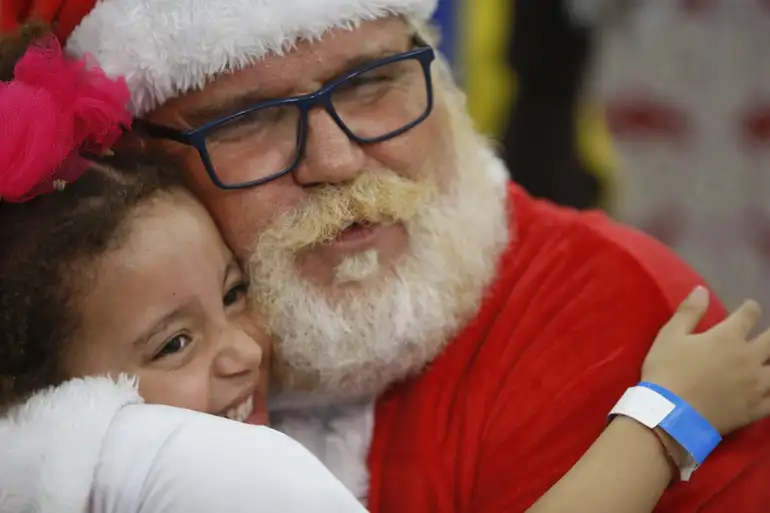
[154,17,411,126]
[253,19,409,91]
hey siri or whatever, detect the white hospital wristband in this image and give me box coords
[609,384,721,481]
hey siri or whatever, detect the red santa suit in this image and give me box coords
[46,0,769,511]
[367,183,770,513]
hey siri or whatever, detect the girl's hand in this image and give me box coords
[641,286,770,436]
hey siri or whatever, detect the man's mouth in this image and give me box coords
[329,221,384,248]
[340,221,372,234]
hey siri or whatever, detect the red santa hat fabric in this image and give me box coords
[62,0,437,116]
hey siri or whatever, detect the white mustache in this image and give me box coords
[254,170,436,253]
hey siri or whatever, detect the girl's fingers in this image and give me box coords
[713,299,761,340]
[661,286,711,337]
[752,327,770,363]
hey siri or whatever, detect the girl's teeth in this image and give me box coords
[223,396,253,422]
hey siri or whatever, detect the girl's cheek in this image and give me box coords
[138,371,212,412]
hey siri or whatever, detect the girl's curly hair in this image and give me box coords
[0,24,187,411]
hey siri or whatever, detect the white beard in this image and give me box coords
[251,92,511,400]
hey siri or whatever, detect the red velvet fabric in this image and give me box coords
[368,183,770,513]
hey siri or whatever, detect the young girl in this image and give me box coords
[0,31,769,513]
[0,29,270,426]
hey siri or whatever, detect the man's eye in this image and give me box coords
[352,75,391,85]
[153,334,192,360]
[224,281,250,307]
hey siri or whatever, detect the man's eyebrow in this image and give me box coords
[183,92,268,128]
[334,46,405,76]
[181,45,409,127]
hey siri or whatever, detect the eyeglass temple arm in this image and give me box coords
[132,118,189,144]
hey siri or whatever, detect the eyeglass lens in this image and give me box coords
[201,57,429,186]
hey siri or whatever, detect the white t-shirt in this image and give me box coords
[0,376,366,513]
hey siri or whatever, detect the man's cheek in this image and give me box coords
[363,135,433,178]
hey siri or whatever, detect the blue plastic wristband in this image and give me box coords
[637,381,722,465]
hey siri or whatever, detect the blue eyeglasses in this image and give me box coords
[135,40,436,190]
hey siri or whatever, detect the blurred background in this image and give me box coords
[432,0,770,310]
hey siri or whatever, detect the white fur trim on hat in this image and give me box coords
[0,375,142,513]
[66,0,438,116]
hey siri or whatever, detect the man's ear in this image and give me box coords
[118,130,188,166]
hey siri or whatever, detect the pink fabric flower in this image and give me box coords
[0,34,131,202]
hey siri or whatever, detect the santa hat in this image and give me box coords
[63,0,438,116]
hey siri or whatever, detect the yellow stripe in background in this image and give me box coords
[577,103,619,211]
[458,0,515,140]
[456,0,619,211]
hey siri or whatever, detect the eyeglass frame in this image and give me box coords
[133,38,437,190]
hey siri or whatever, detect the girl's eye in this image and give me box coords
[223,280,250,307]
[153,334,192,361]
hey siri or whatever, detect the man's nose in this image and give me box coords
[292,107,366,186]
[213,326,263,378]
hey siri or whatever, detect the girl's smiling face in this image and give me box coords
[61,190,271,424]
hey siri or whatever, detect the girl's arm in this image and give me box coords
[526,287,770,513]
[527,416,674,513]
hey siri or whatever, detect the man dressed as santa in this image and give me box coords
[4,0,768,511]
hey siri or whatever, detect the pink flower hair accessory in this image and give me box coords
[0,34,132,203]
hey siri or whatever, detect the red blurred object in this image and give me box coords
[680,0,717,14]
[606,97,691,141]
[741,103,770,147]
